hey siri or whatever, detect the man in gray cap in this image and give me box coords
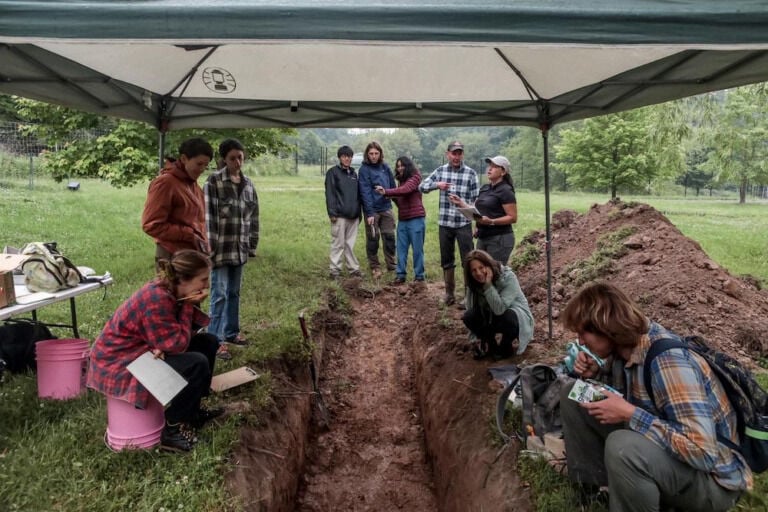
[419,140,479,305]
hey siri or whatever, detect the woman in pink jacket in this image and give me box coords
[375,156,426,284]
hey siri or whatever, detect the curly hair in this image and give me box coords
[394,155,420,183]
[560,281,649,348]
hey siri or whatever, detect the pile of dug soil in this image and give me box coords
[517,199,768,366]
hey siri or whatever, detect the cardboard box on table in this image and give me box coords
[0,254,28,308]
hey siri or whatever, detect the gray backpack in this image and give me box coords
[21,242,83,293]
[495,364,573,445]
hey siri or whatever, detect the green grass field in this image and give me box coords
[0,175,766,511]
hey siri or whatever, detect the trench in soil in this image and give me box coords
[295,280,439,511]
[295,279,534,512]
[226,279,532,512]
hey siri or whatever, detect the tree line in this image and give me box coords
[1,83,766,202]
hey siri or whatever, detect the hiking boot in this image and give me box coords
[442,268,455,305]
[191,406,224,429]
[160,422,197,452]
[391,277,406,285]
[216,344,232,360]
[349,270,362,278]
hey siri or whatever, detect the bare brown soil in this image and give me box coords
[224,199,768,511]
[518,200,768,365]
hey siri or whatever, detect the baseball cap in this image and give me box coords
[485,155,511,173]
[447,141,464,152]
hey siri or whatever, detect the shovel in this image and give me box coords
[299,311,330,430]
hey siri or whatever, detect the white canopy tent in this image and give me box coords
[2,0,767,335]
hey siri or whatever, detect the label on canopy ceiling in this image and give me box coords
[202,67,236,94]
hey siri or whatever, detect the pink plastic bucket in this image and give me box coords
[35,339,89,400]
[105,395,164,451]
[36,338,89,352]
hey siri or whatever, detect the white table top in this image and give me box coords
[0,276,114,321]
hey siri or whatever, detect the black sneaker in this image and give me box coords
[160,422,197,452]
[191,407,224,429]
[472,339,491,360]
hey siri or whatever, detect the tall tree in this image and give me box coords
[291,130,324,165]
[554,110,656,198]
[702,84,768,203]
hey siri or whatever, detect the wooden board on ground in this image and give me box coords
[211,366,260,392]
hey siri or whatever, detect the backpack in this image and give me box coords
[644,335,768,473]
[495,363,573,445]
[0,318,56,373]
[20,242,83,293]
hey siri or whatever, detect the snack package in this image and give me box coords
[568,378,621,403]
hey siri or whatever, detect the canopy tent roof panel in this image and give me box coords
[1,1,768,130]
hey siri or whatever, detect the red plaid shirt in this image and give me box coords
[86,280,209,408]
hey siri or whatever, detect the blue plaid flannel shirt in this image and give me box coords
[419,163,478,228]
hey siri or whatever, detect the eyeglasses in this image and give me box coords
[450,150,464,155]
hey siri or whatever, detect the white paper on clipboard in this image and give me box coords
[457,206,481,222]
[127,351,188,406]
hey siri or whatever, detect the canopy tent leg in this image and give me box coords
[158,131,166,173]
[541,125,553,340]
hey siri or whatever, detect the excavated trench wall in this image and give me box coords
[226,304,530,511]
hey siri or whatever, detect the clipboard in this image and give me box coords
[457,206,481,222]
[210,366,260,392]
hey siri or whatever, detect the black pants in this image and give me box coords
[438,224,474,269]
[163,333,217,424]
[462,308,519,351]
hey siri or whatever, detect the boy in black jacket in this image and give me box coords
[325,145,362,279]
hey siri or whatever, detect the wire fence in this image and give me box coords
[0,121,111,186]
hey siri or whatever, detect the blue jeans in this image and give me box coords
[208,264,244,343]
[396,217,425,280]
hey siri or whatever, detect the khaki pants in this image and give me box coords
[329,217,360,275]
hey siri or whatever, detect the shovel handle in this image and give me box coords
[298,311,310,341]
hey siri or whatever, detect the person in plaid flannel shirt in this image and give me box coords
[204,138,259,360]
[419,141,478,305]
[87,250,223,452]
[559,282,749,511]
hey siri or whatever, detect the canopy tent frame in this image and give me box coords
[3,0,768,339]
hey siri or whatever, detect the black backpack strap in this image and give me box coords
[643,337,740,452]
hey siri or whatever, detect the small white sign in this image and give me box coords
[127,351,188,407]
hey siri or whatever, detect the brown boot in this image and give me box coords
[442,268,455,305]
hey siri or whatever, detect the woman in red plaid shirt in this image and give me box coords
[87,250,222,452]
